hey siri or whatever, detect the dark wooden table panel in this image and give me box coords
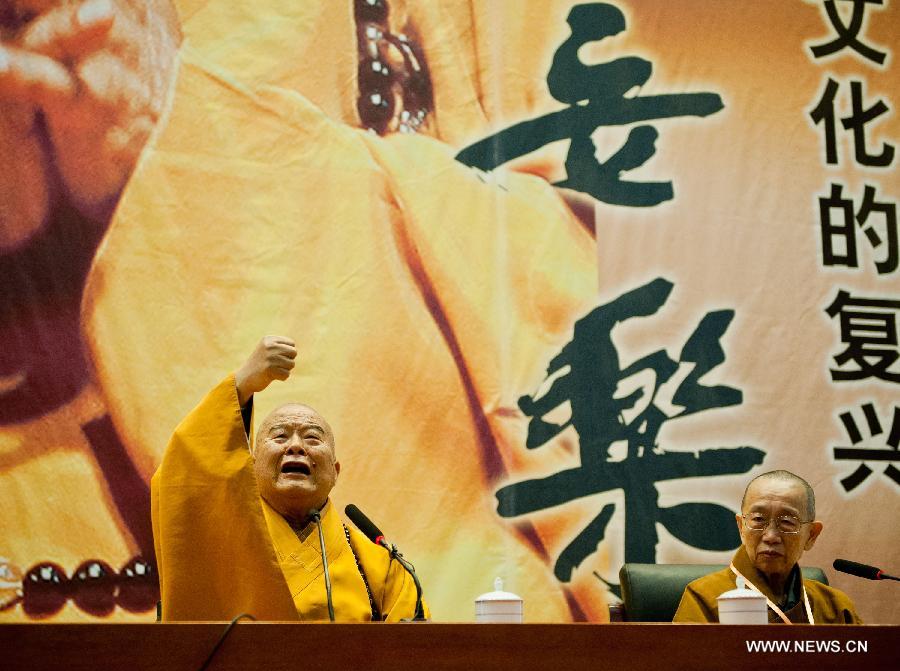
[2,623,896,671]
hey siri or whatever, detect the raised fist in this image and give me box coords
[234,336,298,406]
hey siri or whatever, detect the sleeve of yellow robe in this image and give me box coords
[152,374,299,621]
[803,581,863,625]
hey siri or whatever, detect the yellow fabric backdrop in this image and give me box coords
[0,0,897,623]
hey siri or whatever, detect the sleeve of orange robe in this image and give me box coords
[151,374,299,621]
[672,583,718,623]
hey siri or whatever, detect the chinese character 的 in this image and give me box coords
[818,182,899,274]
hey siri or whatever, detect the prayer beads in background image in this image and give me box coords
[0,556,158,619]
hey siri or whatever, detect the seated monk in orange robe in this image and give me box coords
[674,470,860,624]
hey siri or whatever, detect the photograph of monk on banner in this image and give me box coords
[1,0,897,623]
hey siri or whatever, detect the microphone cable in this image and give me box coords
[311,510,336,622]
[196,612,257,671]
[386,545,426,621]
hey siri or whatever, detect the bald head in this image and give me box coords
[255,403,335,454]
[742,470,815,519]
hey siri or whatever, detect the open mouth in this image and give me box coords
[281,462,312,476]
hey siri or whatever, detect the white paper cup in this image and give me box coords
[718,593,768,624]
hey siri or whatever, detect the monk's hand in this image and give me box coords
[235,336,298,406]
[0,0,181,249]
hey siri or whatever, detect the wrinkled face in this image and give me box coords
[253,404,340,520]
[737,479,822,584]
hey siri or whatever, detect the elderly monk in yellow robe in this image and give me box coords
[154,335,423,621]
[674,470,861,624]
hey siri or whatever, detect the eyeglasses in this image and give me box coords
[742,514,812,535]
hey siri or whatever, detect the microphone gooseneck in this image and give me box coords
[345,504,427,621]
[833,558,900,582]
[311,510,336,621]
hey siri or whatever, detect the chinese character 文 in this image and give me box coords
[455,3,723,207]
[819,182,899,274]
[808,0,888,66]
[809,78,896,167]
[497,278,764,593]
[833,402,900,491]
[826,289,900,383]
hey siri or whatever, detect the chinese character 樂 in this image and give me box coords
[497,278,764,594]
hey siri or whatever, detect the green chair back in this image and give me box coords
[618,563,828,622]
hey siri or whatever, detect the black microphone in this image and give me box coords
[345,504,388,548]
[345,504,426,621]
[833,559,900,582]
[310,510,335,621]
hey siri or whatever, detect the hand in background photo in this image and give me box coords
[0,0,181,249]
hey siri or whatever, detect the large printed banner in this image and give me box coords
[1,0,897,623]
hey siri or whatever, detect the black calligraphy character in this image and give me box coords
[819,183,858,268]
[825,290,900,383]
[845,81,895,167]
[455,3,723,207]
[810,78,896,167]
[832,403,900,492]
[857,184,899,274]
[809,78,841,165]
[819,183,898,274]
[499,278,764,593]
[809,0,888,66]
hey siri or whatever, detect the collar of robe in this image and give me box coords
[729,547,814,624]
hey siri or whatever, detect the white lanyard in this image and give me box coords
[730,563,814,625]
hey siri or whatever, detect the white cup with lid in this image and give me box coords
[717,576,768,624]
[475,577,523,623]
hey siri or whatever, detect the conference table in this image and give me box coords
[2,622,896,670]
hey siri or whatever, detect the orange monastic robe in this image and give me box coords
[673,547,861,624]
[152,374,421,621]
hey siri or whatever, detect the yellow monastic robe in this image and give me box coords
[673,547,862,624]
[152,374,422,621]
